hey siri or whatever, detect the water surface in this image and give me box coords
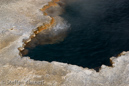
[25,0,129,69]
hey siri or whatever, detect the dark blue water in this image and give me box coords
[24,0,129,69]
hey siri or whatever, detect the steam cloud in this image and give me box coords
[25,17,70,48]
[21,1,70,55]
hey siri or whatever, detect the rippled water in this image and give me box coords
[25,0,129,69]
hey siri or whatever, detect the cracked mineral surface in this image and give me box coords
[0,0,129,86]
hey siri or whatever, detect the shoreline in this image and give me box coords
[18,0,60,53]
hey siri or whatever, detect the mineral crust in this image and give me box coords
[0,0,129,86]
